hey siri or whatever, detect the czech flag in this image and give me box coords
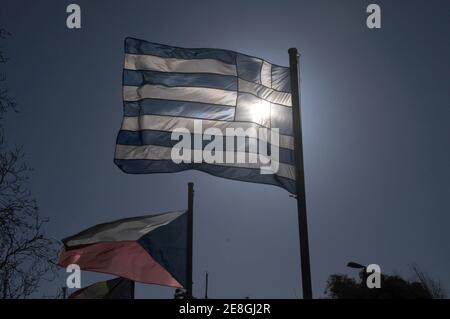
[58,211,187,288]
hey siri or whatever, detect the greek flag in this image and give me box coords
[115,38,296,193]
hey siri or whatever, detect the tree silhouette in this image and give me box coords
[0,29,16,117]
[0,28,58,299]
[325,266,446,299]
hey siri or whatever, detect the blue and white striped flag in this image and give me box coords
[115,38,296,193]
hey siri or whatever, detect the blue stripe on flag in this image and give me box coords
[271,65,291,92]
[123,69,238,91]
[125,37,237,65]
[236,54,263,84]
[123,100,235,120]
[114,159,296,194]
[116,130,295,165]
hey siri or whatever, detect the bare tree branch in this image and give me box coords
[0,28,17,119]
[0,27,58,299]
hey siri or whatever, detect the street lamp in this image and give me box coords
[347,261,372,292]
[347,262,366,269]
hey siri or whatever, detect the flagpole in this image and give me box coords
[186,182,194,298]
[204,272,209,299]
[288,48,313,299]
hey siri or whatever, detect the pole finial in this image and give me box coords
[288,48,299,57]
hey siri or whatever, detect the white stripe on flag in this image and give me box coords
[120,115,295,150]
[261,61,272,88]
[115,144,296,180]
[124,53,238,76]
[123,85,238,106]
[64,212,184,247]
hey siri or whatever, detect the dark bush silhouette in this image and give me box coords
[325,266,446,299]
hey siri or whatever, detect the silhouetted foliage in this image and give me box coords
[410,264,446,299]
[0,29,16,118]
[0,28,58,299]
[325,266,446,299]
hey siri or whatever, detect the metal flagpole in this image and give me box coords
[186,182,194,298]
[204,272,209,299]
[288,48,313,299]
[131,280,135,299]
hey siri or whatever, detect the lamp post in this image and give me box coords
[346,262,366,270]
[346,261,371,294]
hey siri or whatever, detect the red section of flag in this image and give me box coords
[58,241,182,288]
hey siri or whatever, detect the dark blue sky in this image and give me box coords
[1,0,449,298]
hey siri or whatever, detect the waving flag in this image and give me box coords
[115,38,296,193]
[69,277,134,299]
[58,211,187,288]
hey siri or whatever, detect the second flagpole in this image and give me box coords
[186,182,194,298]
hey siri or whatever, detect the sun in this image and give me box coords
[249,99,271,127]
